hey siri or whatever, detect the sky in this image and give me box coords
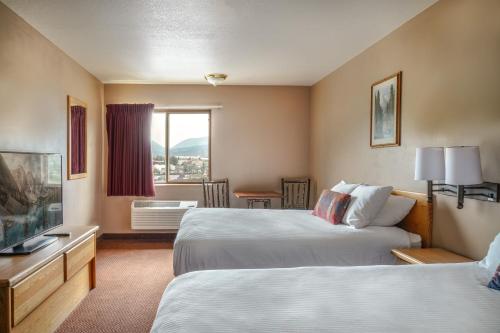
[151,113,209,148]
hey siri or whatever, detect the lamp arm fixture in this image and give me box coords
[426,180,499,209]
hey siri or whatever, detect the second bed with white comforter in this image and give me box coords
[174,208,420,275]
[152,263,500,333]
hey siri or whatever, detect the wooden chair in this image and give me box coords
[202,178,230,208]
[281,178,311,209]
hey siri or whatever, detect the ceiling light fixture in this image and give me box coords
[205,73,227,86]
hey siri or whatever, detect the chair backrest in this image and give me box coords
[281,178,311,209]
[202,178,230,208]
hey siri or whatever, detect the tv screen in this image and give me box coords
[0,152,62,252]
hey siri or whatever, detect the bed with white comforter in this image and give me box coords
[174,208,419,275]
[152,263,500,333]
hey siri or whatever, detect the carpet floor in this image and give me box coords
[55,239,174,333]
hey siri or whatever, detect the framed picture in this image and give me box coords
[370,71,402,147]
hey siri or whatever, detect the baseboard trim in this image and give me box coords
[99,233,177,241]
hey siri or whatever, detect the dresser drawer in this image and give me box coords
[65,235,95,280]
[12,256,64,326]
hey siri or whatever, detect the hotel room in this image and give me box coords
[0,0,499,332]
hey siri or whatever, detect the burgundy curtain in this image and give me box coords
[106,104,155,196]
[70,105,86,174]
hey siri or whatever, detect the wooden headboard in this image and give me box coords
[392,190,433,248]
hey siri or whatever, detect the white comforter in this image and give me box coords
[174,208,414,275]
[152,263,500,333]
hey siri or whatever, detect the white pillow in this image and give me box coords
[343,185,393,229]
[479,233,500,276]
[371,195,416,227]
[331,180,360,194]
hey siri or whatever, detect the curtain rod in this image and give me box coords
[155,105,223,110]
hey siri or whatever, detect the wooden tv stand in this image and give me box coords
[0,225,99,333]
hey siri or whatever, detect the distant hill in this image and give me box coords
[152,141,165,158]
[152,137,208,158]
[171,137,208,157]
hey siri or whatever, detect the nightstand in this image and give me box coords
[391,248,474,265]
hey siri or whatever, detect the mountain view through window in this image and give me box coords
[151,112,210,183]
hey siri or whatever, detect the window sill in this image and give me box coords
[154,183,202,187]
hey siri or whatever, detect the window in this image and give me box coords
[151,111,210,184]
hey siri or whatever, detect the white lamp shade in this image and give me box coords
[415,147,445,181]
[445,146,482,185]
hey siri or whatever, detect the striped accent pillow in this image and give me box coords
[312,190,351,224]
[488,265,500,291]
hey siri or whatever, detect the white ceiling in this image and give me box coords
[2,0,437,85]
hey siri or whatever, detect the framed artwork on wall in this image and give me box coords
[370,71,402,148]
[67,95,88,180]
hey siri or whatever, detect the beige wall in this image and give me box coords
[310,0,500,260]
[0,3,103,230]
[102,84,310,233]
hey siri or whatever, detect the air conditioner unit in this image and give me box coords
[131,200,197,230]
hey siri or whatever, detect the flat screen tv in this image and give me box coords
[0,152,63,255]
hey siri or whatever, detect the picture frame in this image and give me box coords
[67,95,88,180]
[370,71,402,148]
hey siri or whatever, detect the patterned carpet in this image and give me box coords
[55,239,174,333]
